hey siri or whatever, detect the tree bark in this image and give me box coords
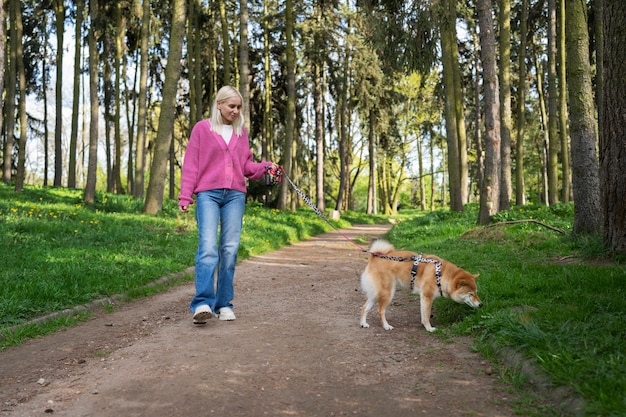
[547,0,559,205]
[84,0,100,204]
[515,0,529,206]
[559,0,570,202]
[600,0,626,255]
[143,0,187,213]
[53,0,65,187]
[566,0,601,235]
[68,0,83,189]
[477,0,501,225]
[15,0,27,192]
[134,0,151,199]
[498,0,512,210]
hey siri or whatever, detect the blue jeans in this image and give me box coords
[190,189,245,313]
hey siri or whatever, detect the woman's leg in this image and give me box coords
[215,190,245,311]
[190,190,221,313]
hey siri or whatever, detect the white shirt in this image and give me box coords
[221,125,233,145]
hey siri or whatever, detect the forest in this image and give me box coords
[0,0,625,255]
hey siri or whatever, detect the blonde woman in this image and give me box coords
[179,86,280,324]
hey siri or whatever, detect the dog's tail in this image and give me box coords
[368,239,395,257]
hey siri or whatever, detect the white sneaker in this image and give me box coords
[217,307,236,321]
[193,305,213,324]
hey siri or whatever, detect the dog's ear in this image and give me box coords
[473,273,480,279]
[457,279,467,288]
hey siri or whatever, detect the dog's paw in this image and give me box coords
[383,324,394,330]
[360,322,370,328]
[424,326,437,332]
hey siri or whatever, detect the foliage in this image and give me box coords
[387,203,626,417]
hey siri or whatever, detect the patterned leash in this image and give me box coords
[266,165,444,294]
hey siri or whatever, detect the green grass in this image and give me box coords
[0,183,359,334]
[2,184,625,416]
[387,204,626,417]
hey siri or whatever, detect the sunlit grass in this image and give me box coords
[387,203,626,417]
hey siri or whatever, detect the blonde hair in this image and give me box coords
[210,86,245,137]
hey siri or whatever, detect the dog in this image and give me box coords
[359,239,482,331]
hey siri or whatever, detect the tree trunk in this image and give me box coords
[498,0,512,210]
[3,0,17,185]
[143,0,187,213]
[600,0,626,255]
[114,2,125,194]
[218,0,231,85]
[559,0,570,202]
[15,0,27,192]
[477,0,501,225]
[515,0,529,206]
[68,0,83,189]
[0,0,4,184]
[134,0,150,199]
[84,0,100,204]
[440,4,462,212]
[239,0,251,133]
[53,0,64,187]
[547,0,559,205]
[278,0,295,211]
[567,0,601,234]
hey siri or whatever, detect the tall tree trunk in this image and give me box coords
[472,22,484,200]
[262,0,274,161]
[218,0,231,85]
[84,0,100,204]
[53,0,64,187]
[0,0,4,183]
[535,49,550,204]
[367,112,377,214]
[547,0,559,205]
[314,61,325,213]
[143,0,187,213]
[567,0,600,234]
[498,0,512,210]
[68,0,84,189]
[600,0,626,255]
[559,0,570,202]
[114,2,125,194]
[14,0,27,192]
[477,0,501,224]
[515,0,529,206]
[278,0,295,211]
[440,2,462,212]
[3,0,17,184]
[134,0,151,199]
[239,0,251,133]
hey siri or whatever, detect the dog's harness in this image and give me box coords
[372,252,444,296]
[411,255,443,296]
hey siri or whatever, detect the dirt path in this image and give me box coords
[1,225,519,417]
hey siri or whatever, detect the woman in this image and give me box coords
[178,86,279,324]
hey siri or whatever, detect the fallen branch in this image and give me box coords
[486,219,565,234]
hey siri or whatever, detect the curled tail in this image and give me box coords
[368,239,395,258]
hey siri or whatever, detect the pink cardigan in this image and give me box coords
[178,119,268,207]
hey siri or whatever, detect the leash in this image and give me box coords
[266,166,444,295]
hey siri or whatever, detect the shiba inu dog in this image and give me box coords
[359,240,482,331]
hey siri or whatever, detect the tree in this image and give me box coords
[133,0,151,199]
[559,0,570,202]
[0,0,5,183]
[566,0,600,235]
[278,0,296,211]
[600,0,626,255]
[68,0,84,189]
[547,0,559,205]
[477,0,501,225]
[84,0,101,204]
[14,0,28,192]
[3,0,17,185]
[143,0,187,214]
[515,0,529,206]
[53,0,65,187]
[498,0,512,211]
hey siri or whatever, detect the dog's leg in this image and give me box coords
[420,294,436,332]
[377,291,394,331]
[360,299,375,328]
